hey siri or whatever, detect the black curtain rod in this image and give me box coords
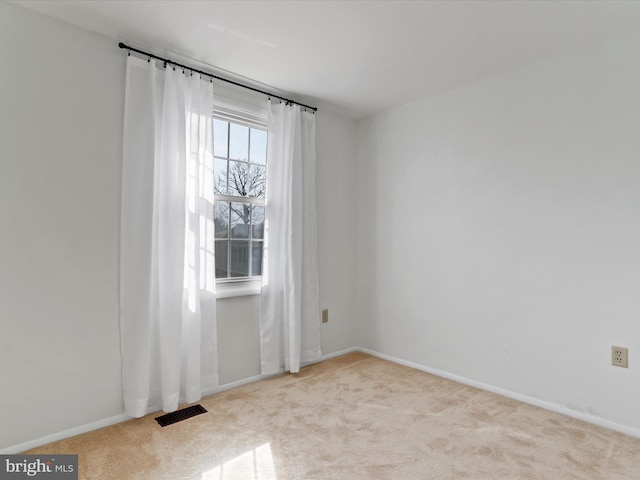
[118,42,317,112]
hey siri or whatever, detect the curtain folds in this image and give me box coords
[120,56,218,418]
[259,101,321,375]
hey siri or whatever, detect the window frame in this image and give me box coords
[212,102,267,298]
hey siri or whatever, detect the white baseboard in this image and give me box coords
[356,346,640,440]
[202,371,282,397]
[203,346,359,397]
[315,346,359,362]
[0,413,130,455]
[1,346,360,454]
[9,345,634,454]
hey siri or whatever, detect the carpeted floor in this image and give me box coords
[26,352,640,479]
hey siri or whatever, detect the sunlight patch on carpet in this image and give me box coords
[201,443,276,480]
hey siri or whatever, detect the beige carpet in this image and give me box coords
[27,352,640,479]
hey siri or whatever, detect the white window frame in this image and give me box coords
[213,95,267,299]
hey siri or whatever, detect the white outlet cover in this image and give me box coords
[612,346,629,368]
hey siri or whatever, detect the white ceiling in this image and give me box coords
[13,0,640,119]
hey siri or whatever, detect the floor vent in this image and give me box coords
[155,404,207,427]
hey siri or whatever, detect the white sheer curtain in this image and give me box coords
[260,101,321,375]
[120,56,218,418]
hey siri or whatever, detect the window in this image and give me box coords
[213,117,267,283]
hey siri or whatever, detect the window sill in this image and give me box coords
[216,279,262,299]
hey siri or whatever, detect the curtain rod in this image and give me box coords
[118,42,318,112]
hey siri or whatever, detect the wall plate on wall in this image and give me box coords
[612,346,628,368]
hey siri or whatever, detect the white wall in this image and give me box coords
[0,2,358,451]
[0,2,125,451]
[316,108,358,355]
[356,31,640,432]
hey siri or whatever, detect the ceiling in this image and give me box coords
[13,0,640,119]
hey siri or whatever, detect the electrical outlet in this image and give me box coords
[612,346,628,368]
[322,309,329,324]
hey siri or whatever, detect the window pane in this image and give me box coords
[230,202,250,239]
[214,119,228,158]
[228,160,248,196]
[229,123,249,161]
[215,240,229,278]
[250,128,267,165]
[214,202,229,239]
[251,205,265,239]
[213,118,267,282]
[251,241,263,276]
[247,165,266,197]
[227,162,265,198]
[214,158,228,195]
[230,241,249,277]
